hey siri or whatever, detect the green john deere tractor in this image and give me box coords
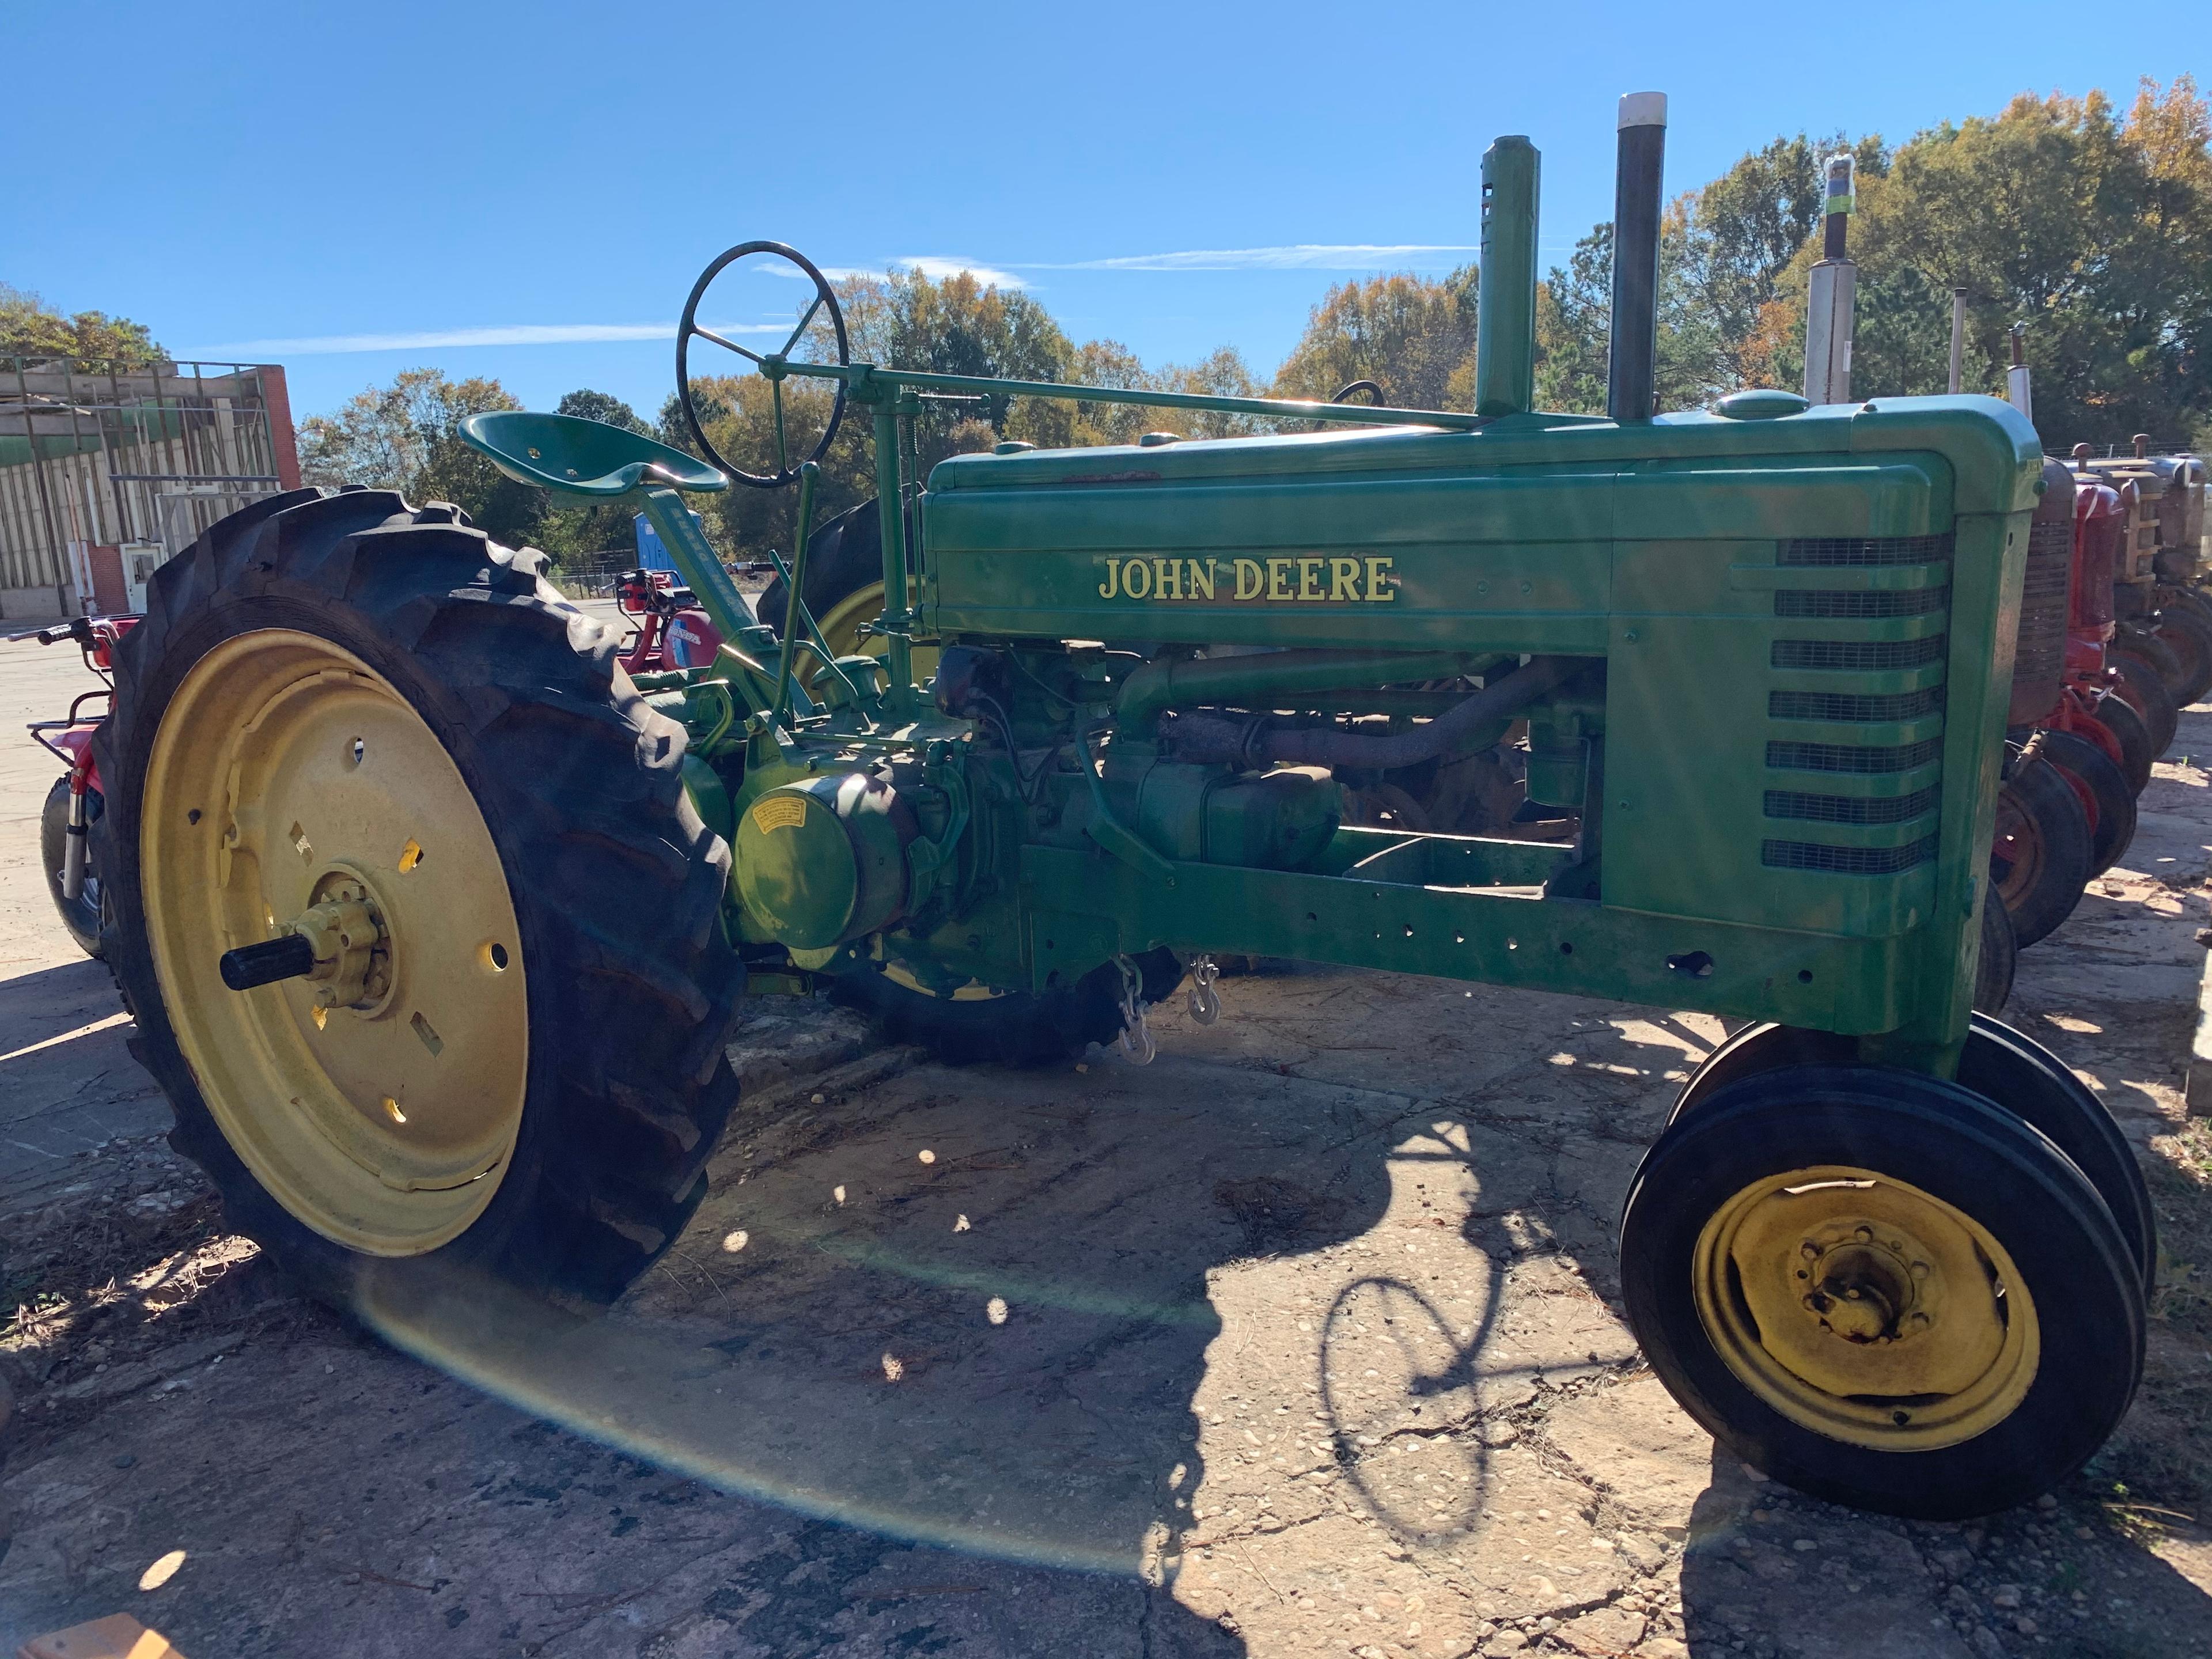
[94,101,2149,1520]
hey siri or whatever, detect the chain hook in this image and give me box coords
[1114,954,1156,1065]
[1187,953,1222,1025]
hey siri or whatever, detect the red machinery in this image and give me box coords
[1989,462,2097,946]
[16,613,140,959]
[613,568,722,674]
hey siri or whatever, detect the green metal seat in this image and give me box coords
[459,411,727,498]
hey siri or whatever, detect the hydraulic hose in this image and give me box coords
[1161,654,1589,770]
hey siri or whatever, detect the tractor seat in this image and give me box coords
[458,412,728,498]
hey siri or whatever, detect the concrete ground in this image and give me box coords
[4,630,2212,1659]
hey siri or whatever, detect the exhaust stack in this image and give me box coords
[1473,136,1540,417]
[1804,153,1858,404]
[1607,91,1668,423]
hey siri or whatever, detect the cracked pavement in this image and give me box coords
[4,634,2212,1657]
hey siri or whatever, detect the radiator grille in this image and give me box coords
[1775,588,1948,619]
[2012,518,2074,716]
[1763,785,1942,824]
[1762,836,1938,874]
[1766,737,1945,774]
[1780,534,1955,567]
[1771,636,1947,671]
[1769,687,1945,724]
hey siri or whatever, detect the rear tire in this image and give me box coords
[1622,1065,2143,1518]
[2039,727,2136,876]
[40,776,105,960]
[827,949,1184,1066]
[95,487,744,1309]
[1990,757,2093,947]
[755,498,937,692]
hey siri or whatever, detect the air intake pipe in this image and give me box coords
[1607,92,1668,422]
[1472,137,1540,416]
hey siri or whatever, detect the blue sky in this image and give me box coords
[7,1,2202,426]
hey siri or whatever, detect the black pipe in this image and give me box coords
[1607,92,1668,423]
[1161,656,1588,770]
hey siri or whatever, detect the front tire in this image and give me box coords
[2039,726,2137,876]
[2091,692,2156,795]
[40,776,104,960]
[1990,757,2093,947]
[95,487,744,1308]
[2111,639,2180,756]
[1622,1065,2143,1518]
[2152,589,2212,708]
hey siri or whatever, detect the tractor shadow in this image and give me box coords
[356,976,1685,1641]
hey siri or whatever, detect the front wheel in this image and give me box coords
[1622,1065,2143,1518]
[1990,757,2092,947]
[2039,726,2137,876]
[2111,639,2181,756]
[96,487,744,1309]
[2091,692,2156,795]
[2152,589,2212,708]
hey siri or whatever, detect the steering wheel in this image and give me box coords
[677,241,850,490]
[1332,380,1385,406]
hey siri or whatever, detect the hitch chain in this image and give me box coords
[1114,954,1156,1066]
[1187,954,1222,1026]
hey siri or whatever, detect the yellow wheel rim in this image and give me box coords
[1692,1165,2039,1450]
[142,630,528,1256]
[801,582,939,695]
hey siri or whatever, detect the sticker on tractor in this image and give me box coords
[751,796,809,834]
[1094,555,1398,603]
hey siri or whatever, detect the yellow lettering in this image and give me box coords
[1234,558,1263,600]
[1298,556,1324,600]
[1097,558,1120,600]
[1330,557,1362,601]
[1364,556,1397,602]
[1123,558,1152,599]
[1188,558,1216,600]
[1154,556,1181,600]
[1267,558,1293,600]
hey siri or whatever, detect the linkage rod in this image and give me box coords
[768,361,1488,432]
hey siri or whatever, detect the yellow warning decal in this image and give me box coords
[751,795,809,834]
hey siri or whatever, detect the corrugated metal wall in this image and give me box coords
[0,359,295,612]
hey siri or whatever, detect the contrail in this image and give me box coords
[181,321,786,357]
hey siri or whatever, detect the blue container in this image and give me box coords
[633,509,706,573]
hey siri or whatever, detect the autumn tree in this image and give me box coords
[0,284,165,366]
[1847,78,2212,446]
[1270,268,1479,411]
[297,368,543,550]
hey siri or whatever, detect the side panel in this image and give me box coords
[925,462,1619,654]
[1602,454,1957,935]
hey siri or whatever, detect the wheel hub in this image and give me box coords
[1694,1166,2039,1449]
[289,872,390,1010]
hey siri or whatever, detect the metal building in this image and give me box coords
[0,357,301,620]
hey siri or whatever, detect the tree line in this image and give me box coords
[81,75,2200,567]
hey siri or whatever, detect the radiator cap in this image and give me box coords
[1714,388,1810,421]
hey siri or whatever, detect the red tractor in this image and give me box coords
[2071,438,2212,752]
[611,567,724,674]
[16,613,140,959]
